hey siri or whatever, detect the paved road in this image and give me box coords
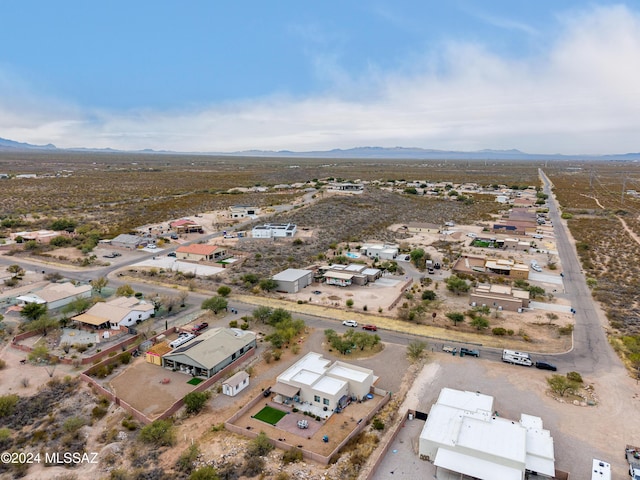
[539,169,619,375]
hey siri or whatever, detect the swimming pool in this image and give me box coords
[345,252,360,259]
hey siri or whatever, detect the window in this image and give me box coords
[323,398,330,406]
[314,395,320,403]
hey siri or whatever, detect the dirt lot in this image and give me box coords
[108,359,197,418]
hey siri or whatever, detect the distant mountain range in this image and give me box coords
[2,136,640,161]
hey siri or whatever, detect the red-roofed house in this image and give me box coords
[170,219,203,233]
[176,244,228,262]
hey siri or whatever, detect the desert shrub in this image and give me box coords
[0,394,19,417]
[246,431,274,457]
[0,359,6,370]
[558,324,574,335]
[228,320,238,328]
[120,352,132,365]
[176,443,200,474]
[567,371,583,383]
[492,327,507,336]
[121,418,138,431]
[92,406,108,420]
[63,416,86,433]
[282,447,303,464]
[371,417,385,431]
[421,290,436,301]
[242,455,265,477]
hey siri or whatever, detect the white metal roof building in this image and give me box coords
[252,223,297,238]
[17,282,92,310]
[272,268,313,293]
[419,388,555,480]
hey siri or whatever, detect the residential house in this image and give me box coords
[176,244,227,262]
[272,352,376,417]
[360,243,398,260]
[229,205,260,219]
[161,328,256,378]
[16,282,92,310]
[272,268,314,293]
[470,284,530,312]
[110,233,145,250]
[73,296,154,330]
[320,264,381,287]
[222,371,250,396]
[170,219,203,234]
[252,223,297,238]
[10,230,64,244]
[419,388,555,480]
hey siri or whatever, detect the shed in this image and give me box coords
[272,268,313,293]
[222,371,250,396]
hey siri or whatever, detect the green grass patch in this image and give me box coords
[187,378,203,386]
[253,406,287,425]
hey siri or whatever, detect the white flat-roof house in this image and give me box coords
[321,264,382,287]
[16,282,92,310]
[360,243,398,260]
[73,296,154,330]
[272,352,376,417]
[252,223,297,238]
[162,328,256,378]
[419,388,555,480]
[272,268,313,293]
[229,205,260,219]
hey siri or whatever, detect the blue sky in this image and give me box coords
[1,1,639,154]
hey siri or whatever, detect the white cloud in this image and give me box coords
[2,5,640,154]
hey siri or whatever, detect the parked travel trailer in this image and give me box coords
[169,333,195,349]
[591,459,611,480]
[502,349,533,366]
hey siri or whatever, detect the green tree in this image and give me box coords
[139,419,176,447]
[446,275,470,295]
[184,391,211,415]
[20,302,48,321]
[421,290,437,301]
[252,306,272,324]
[446,312,464,326]
[470,316,490,330]
[407,340,427,361]
[528,285,546,299]
[28,316,59,336]
[259,278,278,291]
[410,248,426,269]
[217,285,231,297]
[28,344,50,363]
[267,308,292,326]
[116,284,134,297]
[50,218,77,232]
[90,276,109,294]
[202,296,228,314]
[62,296,93,316]
[546,374,580,397]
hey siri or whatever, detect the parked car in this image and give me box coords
[531,264,542,272]
[167,252,177,257]
[466,233,477,238]
[442,345,457,354]
[192,322,209,333]
[342,320,358,327]
[362,324,377,331]
[460,347,480,357]
[263,387,272,397]
[535,361,557,371]
[147,244,157,249]
[428,268,435,274]
[532,234,544,239]
[434,262,441,269]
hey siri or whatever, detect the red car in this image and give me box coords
[362,324,378,331]
[192,322,209,333]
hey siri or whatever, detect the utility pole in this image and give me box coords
[622,176,627,204]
